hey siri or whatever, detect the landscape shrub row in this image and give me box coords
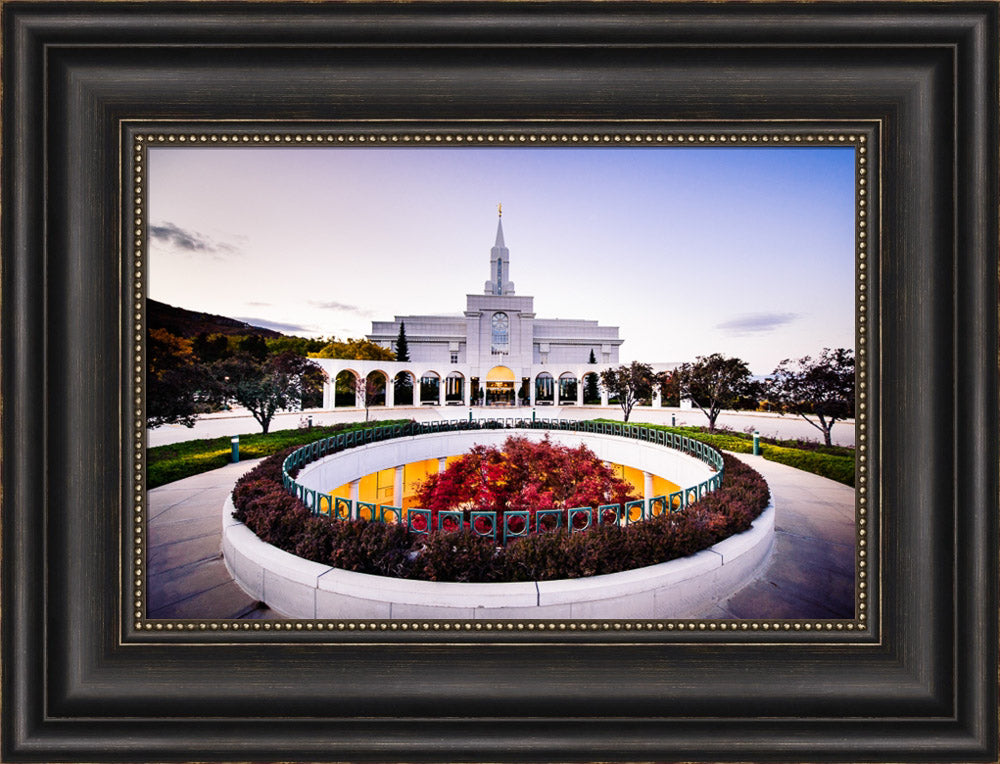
[230,450,770,583]
[147,419,409,488]
[625,423,855,487]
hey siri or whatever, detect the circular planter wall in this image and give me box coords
[222,426,775,618]
[294,428,716,499]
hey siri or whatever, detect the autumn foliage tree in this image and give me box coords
[311,337,395,361]
[413,436,637,527]
[147,328,211,428]
[767,347,855,446]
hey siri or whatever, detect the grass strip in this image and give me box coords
[601,420,855,487]
[147,419,410,489]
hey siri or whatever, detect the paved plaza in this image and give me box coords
[148,405,856,448]
[147,452,855,621]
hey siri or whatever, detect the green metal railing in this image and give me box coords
[281,419,724,543]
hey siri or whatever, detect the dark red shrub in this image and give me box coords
[327,521,414,578]
[410,530,501,582]
[293,516,341,562]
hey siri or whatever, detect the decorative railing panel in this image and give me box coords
[280,419,724,544]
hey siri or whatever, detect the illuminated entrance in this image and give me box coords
[485,365,515,406]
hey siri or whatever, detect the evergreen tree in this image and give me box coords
[584,349,600,403]
[395,322,410,362]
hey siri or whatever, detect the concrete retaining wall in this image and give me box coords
[221,495,774,619]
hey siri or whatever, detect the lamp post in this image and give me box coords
[752,430,760,456]
[231,435,240,463]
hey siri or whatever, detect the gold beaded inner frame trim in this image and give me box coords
[127,124,874,642]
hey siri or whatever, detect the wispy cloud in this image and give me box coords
[715,312,800,336]
[245,301,272,308]
[234,317,314,335]
[309,300,376,318]
[149,221,239,259]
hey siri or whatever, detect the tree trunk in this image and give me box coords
[824,427,832,447]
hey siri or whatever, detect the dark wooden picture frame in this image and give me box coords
[3,2,997,761]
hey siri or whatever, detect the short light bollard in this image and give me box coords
[231,435,240,463]
[752,430,760,456]
[469,408,473,422]
[532,408,536,422]
[671,414,676,427]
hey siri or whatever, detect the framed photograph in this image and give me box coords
[3,3,996,763]
[143,136,858,623]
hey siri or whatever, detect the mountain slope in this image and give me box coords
[147,299,284,338]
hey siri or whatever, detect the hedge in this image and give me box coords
[229,449,771,583]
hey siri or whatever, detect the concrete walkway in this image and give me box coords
[147,453,855,620]
[148,459,275,619]
[148,406,856,447]
[695,453,856,619]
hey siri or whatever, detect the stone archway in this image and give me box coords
[485,365,515,406]
[334,370,359,407]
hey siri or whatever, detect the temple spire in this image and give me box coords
[484,206,514,296]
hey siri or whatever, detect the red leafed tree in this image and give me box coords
[413,436,637,521]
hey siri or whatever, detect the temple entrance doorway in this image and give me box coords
[485,365,515,406]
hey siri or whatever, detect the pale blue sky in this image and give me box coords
[148,146,855,375]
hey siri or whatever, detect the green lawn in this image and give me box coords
[148,416,855,490]
[599,421,856,487]
[147,419,410,488]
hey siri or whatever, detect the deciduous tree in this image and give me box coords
[673,354,755,432]
[599,362,656,422]
[414,436,636,515]
[147,328,211,428]
[356,373,386,422]
[214,352,326,433]
[767,348,855,446]
[310,337,395,361]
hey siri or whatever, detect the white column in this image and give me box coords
[463,379,471,407]
[394,466,404,506]
[349,479,360,519]
[577,377,584,406]
[529,376,536,406]
[643,471,653,503]
[652,389,661,408]
[386,379,395,408]
[601,388,609,407]
[437,380,445,406]
[323,381,333,409]
[353,375,361,408]
[414,376,422,405]
[437,457,447,472]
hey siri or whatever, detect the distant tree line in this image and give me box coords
[147,326,394,433]
[150,316,855,445]
[598,349,854,445]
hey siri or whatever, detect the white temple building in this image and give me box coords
[316,210,628,408]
